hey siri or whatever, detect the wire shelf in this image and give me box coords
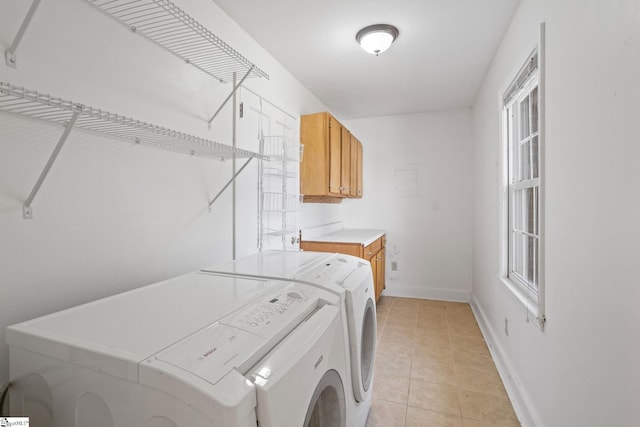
[262,169,297,179]
[264,228,298,237]
[83,0,268,84]
[262,135,301,161]
[0,82,266,160]
[262,192,301,213]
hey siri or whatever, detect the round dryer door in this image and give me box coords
[360,297,376,394]
[303,370,346,427]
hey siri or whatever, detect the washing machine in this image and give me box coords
[203,251,377,427]
[6,270,349,427]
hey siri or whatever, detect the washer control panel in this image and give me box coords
[220,282,335,343]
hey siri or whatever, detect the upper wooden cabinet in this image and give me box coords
[351,136,363,198]
[300,112,363,202]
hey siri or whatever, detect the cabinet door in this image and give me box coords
[349,135,358,197]
[340,126,351,196]
[347,135,362,198]
[356,138,363,198]
[329,116,342,195]
[300,113,329,198]
[376,248,385,300]
[369,252,378,300]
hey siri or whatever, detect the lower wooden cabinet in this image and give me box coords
[300,234,385,301]
[375,246,385,301]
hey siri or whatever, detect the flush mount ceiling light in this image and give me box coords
[355,24,399,56]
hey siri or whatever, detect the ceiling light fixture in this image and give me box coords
[355,24,399,56]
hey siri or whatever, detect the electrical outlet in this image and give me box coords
[504,317,509,336]
[391,261,398,271]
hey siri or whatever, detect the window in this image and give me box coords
[500,47,545,329]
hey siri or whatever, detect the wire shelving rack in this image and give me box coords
[84,0,268,84]
[0,82,267,219]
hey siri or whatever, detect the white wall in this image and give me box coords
[342,110,473,301]
[0,0,327,385]
[472,0,640,425]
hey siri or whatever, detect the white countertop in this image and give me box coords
[302,228,385,247]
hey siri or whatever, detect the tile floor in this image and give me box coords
[366,296,520,427]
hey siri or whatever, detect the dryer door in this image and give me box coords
[346,285,377,402]
[359,297,376,396]
[250,305,347,427]
[303,369,346,427]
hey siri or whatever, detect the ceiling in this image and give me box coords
[213,0,521,120]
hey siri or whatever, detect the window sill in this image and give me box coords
[498,275,546,331]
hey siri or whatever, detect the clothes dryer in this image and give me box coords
[6,271,349,427]
[295,254,376,426]
[204,251,377,427]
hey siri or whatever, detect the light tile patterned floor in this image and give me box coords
[366,296,520,427]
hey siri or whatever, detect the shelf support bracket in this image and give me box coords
[207,65,254,129]
[23,111,80,219]
[208,157,253,209]
[5,0,42,68]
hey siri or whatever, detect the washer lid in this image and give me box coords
[6,272,286,382]
[296,254,369,290]
[202,250,334,279]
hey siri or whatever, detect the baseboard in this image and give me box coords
[382,285,470,302]
[470,294,541,427]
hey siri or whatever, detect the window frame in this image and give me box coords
[508,77,540,294]
[499,36,546,330]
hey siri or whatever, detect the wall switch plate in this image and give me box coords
[432,200,440,210]
[391,261,398,271]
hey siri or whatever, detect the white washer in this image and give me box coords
[204,251,377,427]
[6,271,349,427]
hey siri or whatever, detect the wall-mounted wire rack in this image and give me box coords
[82,0,268,84]
[5,0,269,129]
[0,83,264,159]
[0,81,267,219]
[6,0,268,83]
